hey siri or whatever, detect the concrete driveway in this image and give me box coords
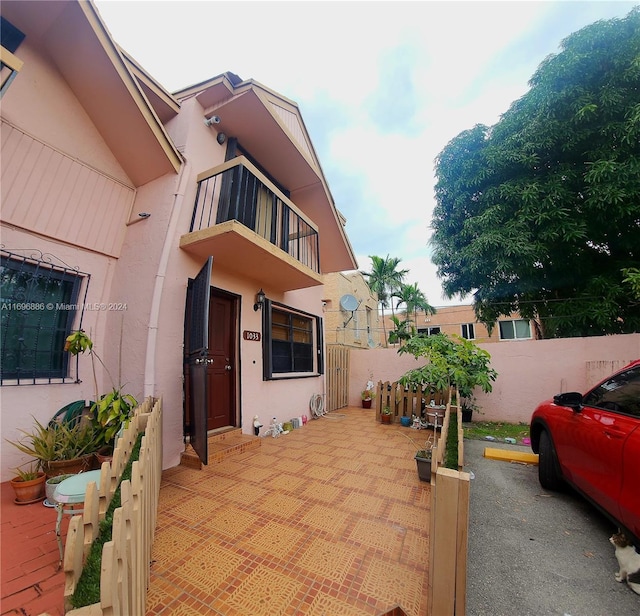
[463,438,639,616]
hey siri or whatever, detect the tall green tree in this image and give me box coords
[393,282,436,330]
[362,255,408,345]
[431,8,640,338]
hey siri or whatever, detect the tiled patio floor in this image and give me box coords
[1,407,432,615]
[149,407,431,616]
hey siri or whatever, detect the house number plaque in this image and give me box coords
[243,330,261,341]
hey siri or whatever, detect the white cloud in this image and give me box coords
[95,0,638,306]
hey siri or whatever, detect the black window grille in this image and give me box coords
[1,249,88,384]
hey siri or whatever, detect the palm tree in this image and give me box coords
[393,282,436,332]
[361,255,408,346]
[388,314,415,346]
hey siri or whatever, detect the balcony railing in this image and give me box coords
[190,157,320,274]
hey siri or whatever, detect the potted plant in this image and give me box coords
[7,416,100,477]
[361,388,374,409]
[64,330,137,459]
[10,464,46,503]
[381,406,393,424]
[461,400,478,423]
[398,333,497,416]
[45,473,74,506]
[414,448,432,481]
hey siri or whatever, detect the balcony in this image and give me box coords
[180,157,322,291]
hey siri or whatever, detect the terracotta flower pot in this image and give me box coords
[381,413,392,424]
[10,472,46,503]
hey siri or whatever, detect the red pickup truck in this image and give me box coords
[530,359,640,548]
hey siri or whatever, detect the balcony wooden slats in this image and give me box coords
[188,157,320,277]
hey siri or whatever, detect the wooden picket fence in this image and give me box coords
[428,399,470,616]
[62,397,163,615]
[375,380,451,422]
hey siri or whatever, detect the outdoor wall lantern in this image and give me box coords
[254,289,266,311]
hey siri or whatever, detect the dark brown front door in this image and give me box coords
[184,263,238,463]
[206,291,237,430]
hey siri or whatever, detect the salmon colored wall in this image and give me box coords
[349,333,640,424]
[1,42,131,184]
[0,227,120,481]
[104,97,330,472]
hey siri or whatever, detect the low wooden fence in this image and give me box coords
[428,400,470,616]
[375,381,469,612]
[375,380,451,422]
[62,397,163,615]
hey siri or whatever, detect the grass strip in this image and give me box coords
[70,433,143,608]
[444,410,458,470]
[463,421,529,443]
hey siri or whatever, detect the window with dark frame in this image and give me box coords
[262,300,323,379]
[1,253,85,384]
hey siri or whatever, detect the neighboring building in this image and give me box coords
[322,272,382,348]
[383,304,536,344]
[0,1,357,480]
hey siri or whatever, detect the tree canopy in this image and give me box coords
[431,8,640,338]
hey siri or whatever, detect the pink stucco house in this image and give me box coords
[0,0,357,480]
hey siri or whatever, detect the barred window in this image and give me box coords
[1,252,86,384]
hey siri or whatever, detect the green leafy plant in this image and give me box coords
[65,330,137,449]
[382,406,392,415]
[398,333,497,412]
[361,388,374,401]
[92,388,138,447]
[7,417,100,470]
[12,463,42,482]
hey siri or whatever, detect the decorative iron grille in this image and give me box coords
[0,247,90,385]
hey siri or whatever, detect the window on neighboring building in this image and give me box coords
[1,252,86,384]
[263,300,323,378]
[499,319,531,340]
[461,323,475,340]
[418,326,441,336]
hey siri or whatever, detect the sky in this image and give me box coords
[95,0,638,307]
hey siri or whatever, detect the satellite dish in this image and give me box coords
[339,294,359,311]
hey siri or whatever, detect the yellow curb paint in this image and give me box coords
[484,447,539,465]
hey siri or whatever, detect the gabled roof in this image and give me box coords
[1,0,182,187]
[175,73,358,273]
